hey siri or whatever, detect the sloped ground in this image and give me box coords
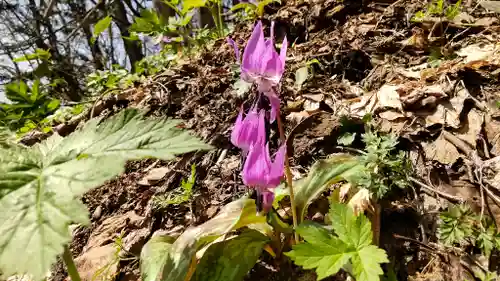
[46,0,500,280]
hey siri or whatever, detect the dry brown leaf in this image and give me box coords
[396,63,429,79]
[456,109,483,148]
[456,43,500,64]
[485,114,500,156]
[348,188,373,216]
[422,133,461,164]
[379,110,406,121]
[377,84,404,111]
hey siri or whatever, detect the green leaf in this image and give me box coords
[338,132,356,146]
[286,223,353,280]
[256,0,280,16]
[141,235,177,281]
[233,79,252,97]
[329,202,372,249]
[192,230,269,281]
[93,16,113,38]
[230,2,257,12]
[295,66,309,89]
[0,109,212,280]
[292,154,363,220]
[287,204,388,281]
[351,246,389,281]
[182,0,207,13]
[141,197,268,281]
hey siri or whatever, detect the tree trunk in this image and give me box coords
[112,0,144,71]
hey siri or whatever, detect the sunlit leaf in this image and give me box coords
[192,230,269,281]
[0,109,212,280]
[147,197,267,281]
[93,15,113,38]
[182,0,207,13]
[295,66,309,89]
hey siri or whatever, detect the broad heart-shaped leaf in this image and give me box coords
[140,235,177,281]
[285,222,353,280]
[139,197,268,281]
[277,154,363,220]
[0,109,212,280]
[192,229,269,281]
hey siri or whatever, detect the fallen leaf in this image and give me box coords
[423,133,461,164]
[377,84,403,111]
[485,114,500,156]
[348,188,374,216]
[138,167,170,186]
[74,244,118,281]
[479,1,500,13]
[456,109,483,148]
[456,43,499,64]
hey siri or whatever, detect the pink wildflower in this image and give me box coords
[231,105,266,153]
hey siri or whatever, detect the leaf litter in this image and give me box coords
[16,0,500,280]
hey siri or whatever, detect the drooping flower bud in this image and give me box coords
[230,105,266,153]
[242,141,286,189]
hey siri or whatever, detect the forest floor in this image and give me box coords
[44,0,500,280]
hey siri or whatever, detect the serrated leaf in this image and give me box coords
[93,15,112,38]
[0,109,212,280]
[329,202,372,248]
[44,108,212,164]
[148,197,268,281]
[192,230,269,281]
[286,223,353,280]
[351,246,389,281]
[287,204,388,281]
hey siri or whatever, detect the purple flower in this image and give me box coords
[242,141,286,189]
[227,21,287,122]
[231,105,266,152]
[242,141,286,212]
[227,37,241,62]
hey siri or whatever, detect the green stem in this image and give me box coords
[217,1,224,37]
[276,109,299,244]
[62,245,82,281]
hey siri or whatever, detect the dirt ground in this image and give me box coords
[46,0,500,280]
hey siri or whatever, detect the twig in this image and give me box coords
[410,177,464,204]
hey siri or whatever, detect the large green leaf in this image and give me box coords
[192,229,269,281]
[286,204,388,281]
[0,109,212,280]
[141,235,177,281]
[139,197,268,281]
[279,154,363,220]
[286,223,353,280]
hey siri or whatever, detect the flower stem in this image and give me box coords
[276,110,299,244]
[62,245,81,281]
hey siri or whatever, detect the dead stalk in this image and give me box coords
[276,109,299,244]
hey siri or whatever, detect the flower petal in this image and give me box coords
[280,35,288,66]
[242,21,265,79]
[265,91,281,123]
[227,37,240,62]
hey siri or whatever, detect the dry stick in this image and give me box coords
[409,177,465,204]
[276,108,299,244]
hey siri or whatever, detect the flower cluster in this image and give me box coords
[228,21,288,213]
